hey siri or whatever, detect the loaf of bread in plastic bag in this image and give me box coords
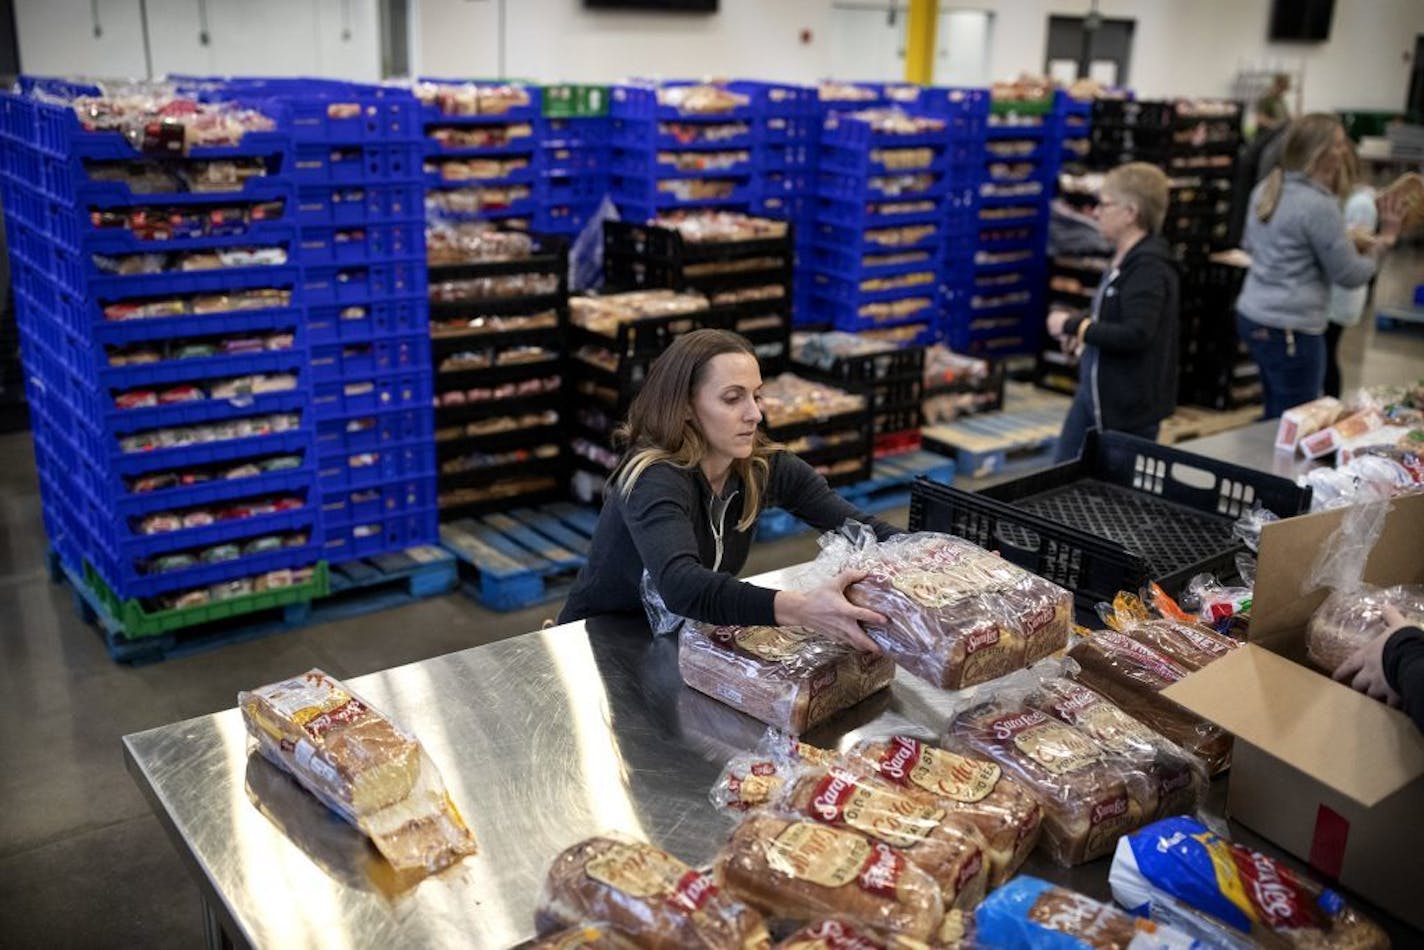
[715,814,944,941]
[536,836,771,950]
[1119,619,1240,672]
[239,668,477,872]
[771,764,990,911]
[679,622,896,733]
[840,533,1072,689]
[842,736,1041,888]
[977,875,1203,949]
[1026,673,1207,821]
[945,695,1154,867]
[775,914,975,949]
[1067,632,1232,775]
[529,924,642,949]
[1306,583,1424,675]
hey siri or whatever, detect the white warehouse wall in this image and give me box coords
[12,0,1421,115]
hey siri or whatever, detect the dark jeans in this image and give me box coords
[1236,312,1326,420]
[1323,321,1345,398]
[1053,390,1161,463]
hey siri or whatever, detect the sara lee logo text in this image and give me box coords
[1052,684,1100,718]
[1091,795,1128,825]
[811,772,856,822]
[991,708,1050,741]
[878,736,922,781]
[964,626,1000,654]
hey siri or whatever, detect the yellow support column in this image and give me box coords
[904,0,939,85]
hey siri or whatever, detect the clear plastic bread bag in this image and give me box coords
[528,923,642,949]
[1065,631,1233,775]
[713,812,945,942]
[1306,582,1424,675]
[536,834,771,950]
[238,669,477,873]
[679,621,896,734]
[840,734,1042,888]
[814,527,1072,689]
[1110,817,1389,950]
[1024,658,1208,822]
[762,759,991,911]
[941,672,1156,867]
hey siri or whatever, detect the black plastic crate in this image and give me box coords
[791,341,925,386]
[604,251,792,298]
[908,430,1310,613]
[604,218,793,266]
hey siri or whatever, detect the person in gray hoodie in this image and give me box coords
[1235,114,1405,419]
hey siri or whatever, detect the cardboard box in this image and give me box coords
[1163,492,1424,929]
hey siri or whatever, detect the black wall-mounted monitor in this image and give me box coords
[586,0,719,10]
[1269,0,1334,42]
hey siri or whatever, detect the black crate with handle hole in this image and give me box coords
[908,429,1312,614]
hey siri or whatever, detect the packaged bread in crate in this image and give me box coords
[679,622,896,733]
[842,736,1042,888]
[238,669,477,872]
[537,836,771,950]
[822,531,1072,689]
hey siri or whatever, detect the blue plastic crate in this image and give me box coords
[609,147,759,179]
[416,80,541,125]
[87,525,323,602]
[311,369,433,423]
[611,175,760,210]
[759,115,817,145]
[975,225,1047,254]
[423,190,539,224]
[985,119,1053,141]
[943,285,1045,319]
[822,114,952,151]
[72,381,311,437]
[760,143,815,172]
[316,435,435,493]
[291,140,423,185]
[306,296,425,345]
[542,146,606,177]
[807,219,943,256]
[816,169,950,202]
[810,242,939,283]
[77,448,317,522]
[976,203,1051,229]
[542,116,613,148]
[827,303,939,335]
[297,219,424,265]
[320,480,437,561]
[912,86,992,118]
[532,203,600,234]
[814,193,945,230]
[315,405,433,458]
[611,117,760,152]
[817,142,949,179]
[96,425,314,484]
[810,269,940,309]
[309,333,429,385]
[610,82,761,122]
[285,91,420,144]
[302,258,427,306]
[295,182,424,226]
[542,174,610,203]
[424,162,540,191]
[25,90,294,163]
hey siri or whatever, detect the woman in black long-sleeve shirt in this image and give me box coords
[1336,605,1424,732]
[557,329,896,649]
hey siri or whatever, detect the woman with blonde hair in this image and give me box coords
[557,329,896,650]
[1047,161,1180,462]
[1236,113,1405,418]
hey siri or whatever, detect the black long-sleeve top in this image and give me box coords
[1384,625,1424,733]
[557,452,898,626]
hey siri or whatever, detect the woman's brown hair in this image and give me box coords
[612,328,778,531]
[1256,112,1344,222]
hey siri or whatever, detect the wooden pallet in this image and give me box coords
[1158,404,1263,445]
[56,548,456,664]
[441,503,597,612]
[757,450,956,541]
[921,402,1067,478]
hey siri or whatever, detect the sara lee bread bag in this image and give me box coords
[842,736,1042,888]
[944,686,1160,866]
[715,814,945,942]
[238,669,477,873]
[1067,630,1233,774]
[679,622,896,733]
[537,836,771,950]
[1111,817,1389,950]
[826,531,1073,689]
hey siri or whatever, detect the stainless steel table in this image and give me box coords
[125,564,1413,949]
[1174,418,1323,481]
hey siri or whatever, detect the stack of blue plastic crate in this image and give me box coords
[238,78,436,565]
[942,92,1061,357]
[608,81,763,224]
[536,84,611,237]
[419,79,543,228]
[0,78,329,633]
[807,90,988,343]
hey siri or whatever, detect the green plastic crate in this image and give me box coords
[991,97,1055,116]
[542,84,610,118]
[83,561,330,640]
